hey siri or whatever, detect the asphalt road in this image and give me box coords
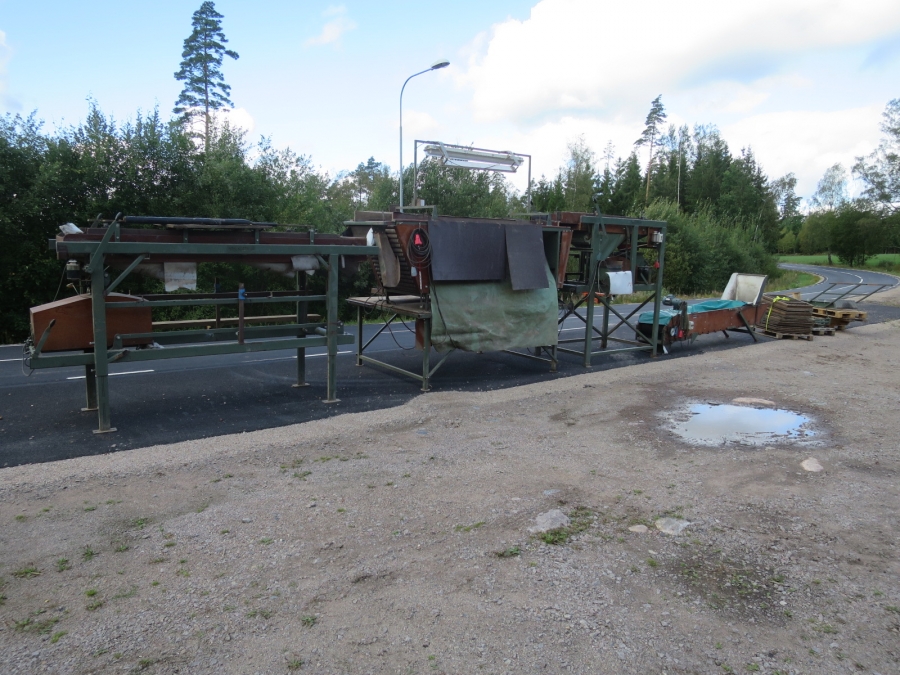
[777,262,898,301]
[3,267,899,467]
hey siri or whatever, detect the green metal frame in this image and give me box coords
[29,223,377,432]
[557,215,666,366]
[349,226,563,391]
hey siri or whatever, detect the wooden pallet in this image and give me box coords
[758,329,814,341]
[811,326,836,336]
[812,307,866,320]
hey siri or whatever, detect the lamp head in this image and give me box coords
[430,59,450,70]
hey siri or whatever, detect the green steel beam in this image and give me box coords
[61,241,379,257]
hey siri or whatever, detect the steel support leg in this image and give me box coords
[356,305,363,366]
[82,362,98,411]
[293,272,309,388]
[421,316,431,392]
[90,260,115,433]
[583,288,595,368]
[601,300,610,350]
[325,254,339,403]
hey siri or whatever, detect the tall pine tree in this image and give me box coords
[173,1,239,152]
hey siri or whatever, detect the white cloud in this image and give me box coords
[305,6,357,47]
[459,0,900,122]
[722,106,883,197]
[401,109,440,137]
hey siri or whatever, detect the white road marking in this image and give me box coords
[66,370,154,380]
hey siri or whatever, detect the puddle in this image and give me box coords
[670,403,815,446]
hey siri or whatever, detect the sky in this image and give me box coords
[2,0,899,202]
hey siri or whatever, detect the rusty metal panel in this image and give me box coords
[429,219,506,282]
[30,294,152,352]
[506,224,549,291]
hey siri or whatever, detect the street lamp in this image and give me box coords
[399,59,449,212]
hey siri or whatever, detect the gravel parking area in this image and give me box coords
[1,319,898,674]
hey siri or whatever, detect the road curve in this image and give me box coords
[777,262,899,301]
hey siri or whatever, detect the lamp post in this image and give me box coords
[399,59,449,212]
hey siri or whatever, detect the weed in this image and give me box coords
[784,610,793,618]
[301,615,317,627]
[105,499,120,505]
[136,658,154,670]
[647,558,658,568]
[115,544,130,553]
[56,559,71,572]
[746,664,760,672]
[85,588,98,597]
[179,559,187,564]
[224,604,236,612]
[630,565,639,573]
[367,484,376,489]
[84,506,96,512]
[455,521,486,533]
[715,642,723,649]
[15,514,27,522]
[633,489,643,495]
[402,473,411,478]
[86,600,103,611]
[537,507,594,545]
[196,503,209,513]
[260,538,274,545]
[385,481,394,486]
[42,507,51,512]
[495,546,521,558]
[114,653,123,659]
[82,546,97,561]
[13,566,41,579]
[337,508,346,513]
[50,630,66,644]
[151,581,160,587]
[113,586,137,600]
[176,568,190,578]
[149,557,168,564]
[220,529,230,534]
[211,478,221,483]
[164,541,176,548]
[722,666,733,673]
[246,608,273,619]
[873,590,884,597]
[884,605,900,614]
[224,473,233,478]
[293,471,311,480]
[132,518,148,529]
[287,659,303,670]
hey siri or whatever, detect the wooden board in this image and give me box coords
[811,326,836,336]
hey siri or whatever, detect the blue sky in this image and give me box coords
[2,0,899,201]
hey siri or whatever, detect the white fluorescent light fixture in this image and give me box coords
[423,142,526,173]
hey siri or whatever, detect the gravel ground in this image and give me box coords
[1,319,898,675]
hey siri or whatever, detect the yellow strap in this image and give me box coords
[764,296,792,331]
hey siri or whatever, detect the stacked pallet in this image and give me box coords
[758,295,815,339]
[812,306,867,330]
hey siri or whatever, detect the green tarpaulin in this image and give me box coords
[430,263,558,353]
[638,299,746,325]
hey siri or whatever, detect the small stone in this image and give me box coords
[543,489,561,496]
[528,509,570,533]
[628,524,648,533]
[732,397,775,408]
[308,502,317,508]
[801,458,823,472]
[241,518,252,523]
[655,518,691,535]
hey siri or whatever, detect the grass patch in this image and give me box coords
[50,630,67,643]
[12,566,41,579]
[293,471,311,480]
[86,600,103,611]
[82,546,97,561]
[495,546,521,558]
[15,514,27,522]
[115,544,130,553]
[288,659,303,670]
[56,558,71,572]
[454,521,486,533]
[765,269,820,292]
[246,608,273,619]
[537,506,594,545]
[301,615,317,627]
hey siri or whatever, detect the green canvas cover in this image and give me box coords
[638,299,746,325]
[430,263,559,353]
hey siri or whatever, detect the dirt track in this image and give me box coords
[1,319,899,674]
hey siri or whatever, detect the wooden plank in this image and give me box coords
[811,327,836,336]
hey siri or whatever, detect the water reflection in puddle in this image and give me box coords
[671,404,814,446]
